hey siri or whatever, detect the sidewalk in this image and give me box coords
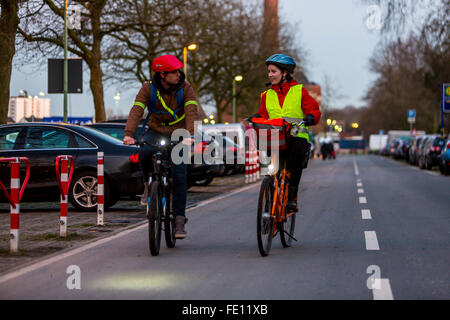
[0,173,251,274]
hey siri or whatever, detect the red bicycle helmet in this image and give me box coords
[152,55,184,73]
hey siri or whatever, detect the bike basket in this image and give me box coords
[251,118,289,151]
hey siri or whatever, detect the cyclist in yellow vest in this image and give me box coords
[248,54,321,211]
[124,55,199,239]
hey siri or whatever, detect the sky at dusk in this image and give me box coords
[9,0,383,119]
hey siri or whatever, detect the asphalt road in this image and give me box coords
[0,155,448,300]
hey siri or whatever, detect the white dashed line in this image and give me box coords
[359,196,367,204]
[364,231,380,250]
[362,209,372,220]
[357,182,363,187]
[372,279,394,300]
[358,188,364,194]
[353,157,359,176]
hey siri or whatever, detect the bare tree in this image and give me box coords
[17,0,137,122]
[0,0,20,124]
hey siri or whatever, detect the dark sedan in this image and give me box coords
[85,122,224,187]
[0,123,143,211]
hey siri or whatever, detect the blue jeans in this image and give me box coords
[139,130,187,217]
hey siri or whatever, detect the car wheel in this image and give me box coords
[225,165,234,176]
[193,176,214,186]
[69,170,110,211]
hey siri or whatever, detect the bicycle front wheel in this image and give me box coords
[257,176,274,257]
[163,185,176,248]
[148,181,162,256]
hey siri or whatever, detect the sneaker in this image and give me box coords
[140,182,149,206]
[285,199,298,212]
[174,216,187,239]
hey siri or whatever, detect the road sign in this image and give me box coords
[48,58,83,94]
[443,84,450,113]
[408,109,416,123]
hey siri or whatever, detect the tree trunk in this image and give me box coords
[0,0,19,124]
[88,60,106,122]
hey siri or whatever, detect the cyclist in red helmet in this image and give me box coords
[124,54,200,239]
[248,54,321,211]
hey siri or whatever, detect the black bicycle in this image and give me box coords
[136,138,181,256]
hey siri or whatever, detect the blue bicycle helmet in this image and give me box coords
[265,54,296,73]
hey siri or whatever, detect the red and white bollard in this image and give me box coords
[0,157,30,253]
[10,159,20,253]
[56,155,74,237]
[256,151,260,180]
[97,152,104,226]
[245,150,249,184]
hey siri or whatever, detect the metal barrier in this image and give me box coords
[55,155,74,237]
[0,157,30,253]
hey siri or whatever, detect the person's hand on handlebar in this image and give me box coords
[123,135,136,145]
[182,137,194,146]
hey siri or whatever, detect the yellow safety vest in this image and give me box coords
[265,84,309,141]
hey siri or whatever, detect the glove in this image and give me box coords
[303,114,315,126]
[248,114,262,122]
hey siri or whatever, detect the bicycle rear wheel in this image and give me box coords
[257,176,274,257]
[280,209,296,248]
[148,181,162,256]
[163,185,176,248]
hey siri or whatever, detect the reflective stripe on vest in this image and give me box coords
[156,89,186,126]
[265,84,309,141]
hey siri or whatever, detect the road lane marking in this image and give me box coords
[364,231,380,250]
[358,188,364,194]
[357,182,363,187]
[359,197,367,204]
[0,182,259,285]
[353,157,359,175]
[362,209,372,219]
[372,279,394,300]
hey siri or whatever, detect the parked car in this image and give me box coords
[214,134,245,175]
[380,142,392,156]
[392,139,406,159]
[416,136,431,168]
[419,135,445,170]
[418,135,445,170]
[439,137,450,175]
[0,123,144,211]
[86,122,224,187]
[408,136,424,165]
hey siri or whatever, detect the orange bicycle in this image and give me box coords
[250,118,308,256]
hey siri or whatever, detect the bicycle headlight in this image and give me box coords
[160,139,166,146]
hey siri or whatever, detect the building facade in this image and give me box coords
[8,96,51,123]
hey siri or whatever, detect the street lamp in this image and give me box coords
[233,75,243,123]
[183,43,197,76]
